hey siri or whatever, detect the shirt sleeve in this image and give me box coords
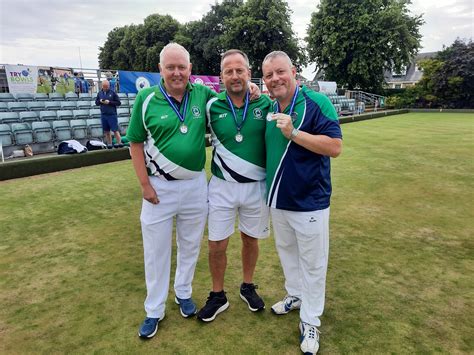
[312,94,342,139]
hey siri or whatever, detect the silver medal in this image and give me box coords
[235,132,243,143]
[180,124,188,134]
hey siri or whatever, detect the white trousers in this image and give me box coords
[140,172,208,319]
[271,207,330,326]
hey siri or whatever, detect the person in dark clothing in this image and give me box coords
[95,80,122,147]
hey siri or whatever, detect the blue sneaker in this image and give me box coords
[175,296,197,318]
[138,317,159,339]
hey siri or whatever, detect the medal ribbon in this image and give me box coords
[226,90,250,133]
[159,82,189,125]
[273,86,299,116]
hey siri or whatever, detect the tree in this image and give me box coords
[412,39,473,108]
[222,0,306,76]
[175,0,244,75]
[98,27,127,69]
[98,14,181,71]
[306,0,424,93]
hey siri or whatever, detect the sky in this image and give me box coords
[0,0,472,79]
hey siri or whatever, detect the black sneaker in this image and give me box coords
[197,291,229,322]
[240,283,265,312]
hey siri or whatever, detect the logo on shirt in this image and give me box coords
[191,106,202,118]
[219,113,228,119]
[160,115,168,120]
[309,216,317,223]
[253,108,263,119]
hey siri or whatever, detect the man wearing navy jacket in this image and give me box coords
[95,80,122,148]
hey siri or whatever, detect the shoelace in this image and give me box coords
[305,325,321,340]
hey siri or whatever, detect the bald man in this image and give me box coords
[95,80,122,148]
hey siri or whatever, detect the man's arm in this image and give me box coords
[95,92,101,106]
[109,92,121,107]
[129,142,159,204]
[272,113,342,158]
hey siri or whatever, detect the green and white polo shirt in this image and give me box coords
[126,81,215,180]
[206,91,272,182]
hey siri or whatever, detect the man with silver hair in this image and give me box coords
[262,50,342,354]
[127,42,216,339]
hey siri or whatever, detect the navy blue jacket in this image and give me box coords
[95,90,121,116]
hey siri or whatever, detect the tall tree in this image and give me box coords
[414,39,473,108]
[222,0,306,76]
[306,0,423,93]
[98,27,127,69]
[175,0,244,75]
[98,14,181,71]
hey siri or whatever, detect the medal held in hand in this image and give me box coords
[180,124,188,134]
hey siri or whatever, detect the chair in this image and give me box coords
[60,101,77,110]
[27,101,46,111]
[121,98,129,108]
[15,93,34,102]
[69,119,88,139]
[0,93,15,102]
[64,92,78,101]
[0,102,8,112]
[129,99,135,109]
[117,93,127,100]
[19,111,39,124]
[39,110,57,123]
[32,121,54,143]
[48,92,64,101]
[117,107,130,118]
[90,100,98,108]
[76,100,91,109]
[11,122,34,145]
[56,110,74,121]
[7,102,28,112]
[0,112,20,124]
[118,116,129,135]
[78,93,93,101]
[73,109,90,120]
[86,119,103,139]
[0,124,14,146]
[52,120,72,141]
[127,93,137,99]
[34,93,49,101]
[44,101,61,111]
[89,108,101,119]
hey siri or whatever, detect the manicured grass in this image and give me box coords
[1,112,472,353]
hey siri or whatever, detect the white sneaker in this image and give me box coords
[271,295,302,314]
[299,321,320,354]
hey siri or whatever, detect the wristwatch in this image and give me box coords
[290,128,299,140]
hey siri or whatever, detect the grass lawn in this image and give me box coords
[1,112,472,354]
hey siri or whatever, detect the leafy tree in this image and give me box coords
[222,0,306,76]
[306,0,423,93]
[386,39,473,109]
[98,14,181,71]
[98,27,127,69]
[175,0,244,75]
[427,39,474,108]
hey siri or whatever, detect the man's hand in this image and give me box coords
[103,99,110,104]
[272,113,294,139]
[248,82,261,100]
[142,183,159,204]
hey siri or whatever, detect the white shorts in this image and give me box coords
[208,176,270,241]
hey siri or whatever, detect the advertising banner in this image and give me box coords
[190,75,220,93]
[5,64,38,95]
[118,70,161,93]
[37,67,75,94]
